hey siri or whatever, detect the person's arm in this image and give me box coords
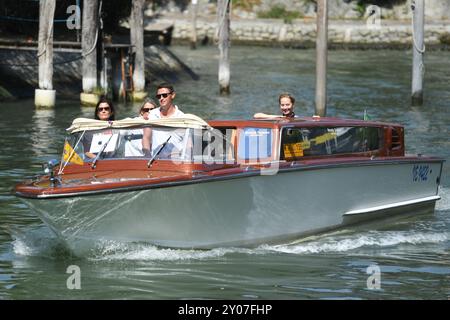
[253,112,282,119]
[142,127,152,156]
[82,132,96,159]
[84,152,96,159]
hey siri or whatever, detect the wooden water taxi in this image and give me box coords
[14,114,444,249]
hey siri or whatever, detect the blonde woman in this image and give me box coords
[254,93,298,119]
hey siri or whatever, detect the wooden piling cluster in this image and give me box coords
[312,0,426,114]
[33,1,427,109]
[34,0,148,107]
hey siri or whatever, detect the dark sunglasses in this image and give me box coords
[155,93,171,99]
[141,108,151,113]
[98,107,111,112]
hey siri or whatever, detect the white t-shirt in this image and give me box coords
[148,105,184,120]
[123,128,145,157]
[148,106,189,157]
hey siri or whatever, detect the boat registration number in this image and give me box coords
[412,164,430,182]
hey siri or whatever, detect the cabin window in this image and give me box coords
[280,126,381,160]
[237,128,273,161]
[80,129,144,160]
[194,128,236,164]
[391,128,402,151]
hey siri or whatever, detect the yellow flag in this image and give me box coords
[62,141,84,165]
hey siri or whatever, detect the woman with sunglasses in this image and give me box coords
[84,96,116,159]
[94,96,115,121]
[139,97,157,120]
[123,98,158,157]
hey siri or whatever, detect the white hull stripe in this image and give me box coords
[344,195,441,216]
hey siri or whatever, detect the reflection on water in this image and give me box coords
[31,109,56,159]
[0,46,449,299]
[79,106,94,119]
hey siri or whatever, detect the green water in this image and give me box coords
[0,45,449,299]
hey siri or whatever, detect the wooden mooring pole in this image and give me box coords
[315,0,328,117]
[190,0,198,49]
[80,0,99,106]
[217,0,230,95]
[97,1,106,96]
[411,0,425,106]
[130,0,146,101]
[35,0,56,108]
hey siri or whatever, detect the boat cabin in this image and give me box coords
[60,116,405,174]
[209,117,404,165]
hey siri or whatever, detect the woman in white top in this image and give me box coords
[124,98,158,157]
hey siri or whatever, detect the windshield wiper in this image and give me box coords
[91,134,114,169]
[147,136,171,168]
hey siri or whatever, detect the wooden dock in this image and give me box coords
[0,21,174,51]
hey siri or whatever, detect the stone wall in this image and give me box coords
[153,0,450,20]
[170,19,450,48]
[250,0,450,20]
[150,0,450,47]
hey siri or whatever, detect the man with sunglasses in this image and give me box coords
[148,83,184,119]
[142,83,187,158]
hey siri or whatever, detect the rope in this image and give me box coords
[0,15,71,23]
[81,0,102,58]
[7,0,102,65]
[36,22,54,58]
[0,1,104,67]
[81,25,99,57]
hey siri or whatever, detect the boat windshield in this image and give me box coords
[60,126,237,167]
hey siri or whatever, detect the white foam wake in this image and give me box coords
[436,186,450,211]
[263,230,449,254]
[10,226,67,258]
[88,240,253,261]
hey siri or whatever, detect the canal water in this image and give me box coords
[0,45,449,299]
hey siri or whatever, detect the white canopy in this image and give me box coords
[66,114,211,133]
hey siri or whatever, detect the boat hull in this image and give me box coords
[19,159,443,249]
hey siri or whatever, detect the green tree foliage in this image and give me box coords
[232,0,261,11]
[257,4,302,24]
